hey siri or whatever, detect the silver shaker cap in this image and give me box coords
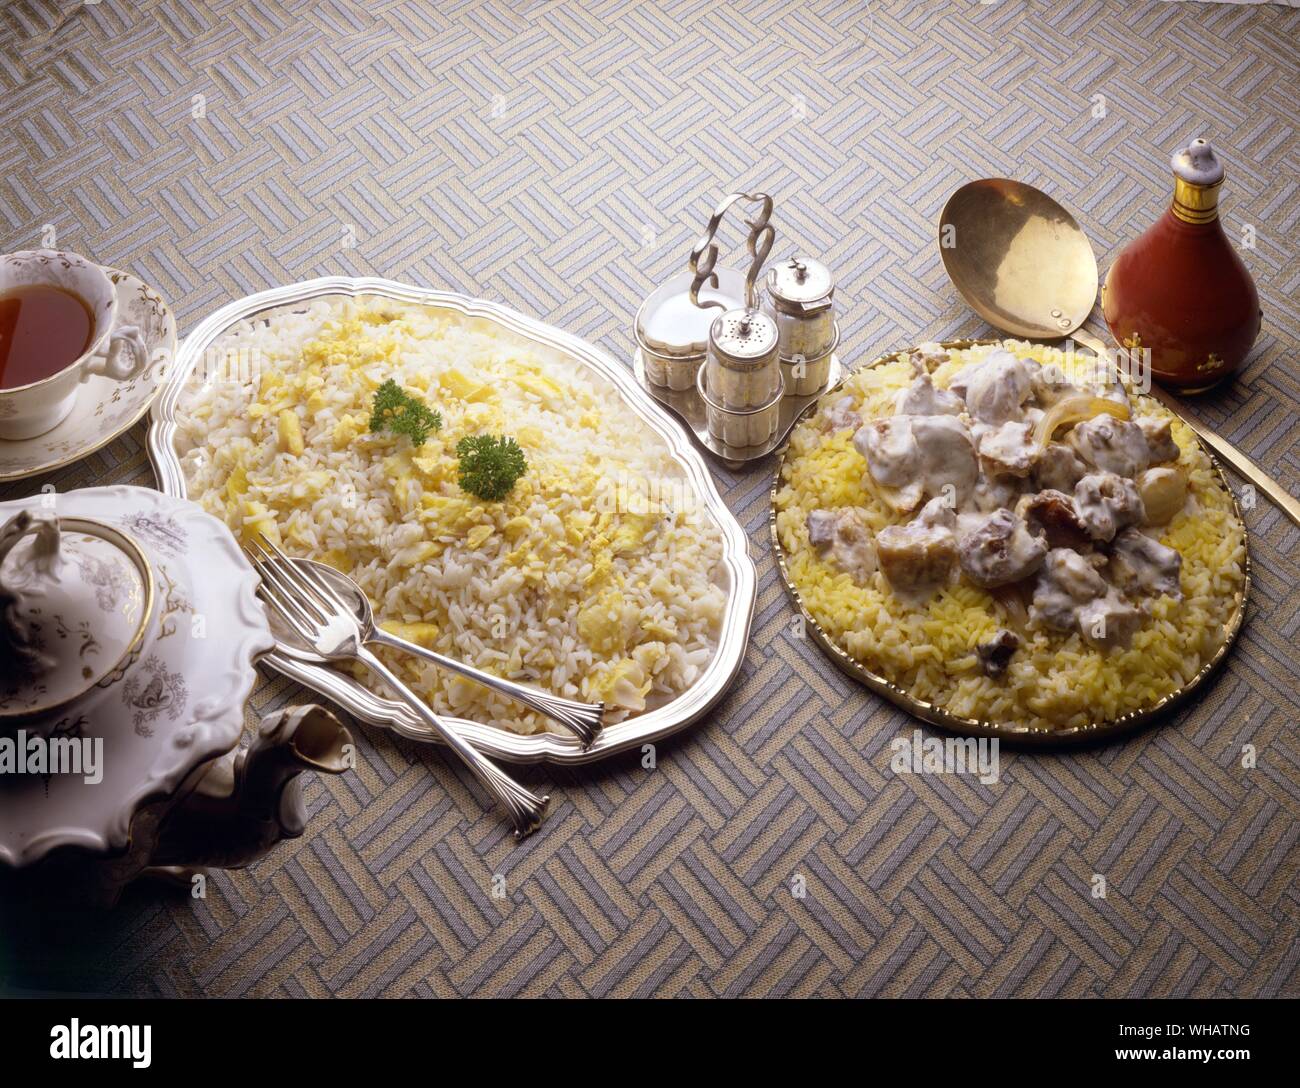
[765,256,834,315]
[709,307,779,369]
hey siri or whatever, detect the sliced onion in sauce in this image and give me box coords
[1033,393,1130,449]
[988,583,1029,632]
[866,475,923,516]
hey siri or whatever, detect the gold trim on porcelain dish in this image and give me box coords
[0,516,156,723]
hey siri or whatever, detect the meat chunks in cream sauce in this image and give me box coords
[1137,416,1180,465]
[1031,548,1141,650]
[821,395,861,434]
[875,517,958,599]
[977,420,1037,478]
[956,509,1046,588]
[949,350,1036,425]
[976,629,1021,677]
[1070,416,1152,478]
[897,373,963,417]
[1034,442,1088,493]
[910,343,950,373]
[1076,591,1142,651]
[816,347,1191,664]
[1016,489,1090,550]
[1109,528,1182,600]
[1031,548,1106,632]
[806,508,877,585]
[1070,413,1181,479]
[1074,472,1145,543]
[853,414,977,509]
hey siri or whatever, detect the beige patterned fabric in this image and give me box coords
[1,0,1298,998]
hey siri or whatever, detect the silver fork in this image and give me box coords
[284,557,605,747]
[245,537,550,839]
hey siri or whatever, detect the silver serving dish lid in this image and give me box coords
[636,268,745,357]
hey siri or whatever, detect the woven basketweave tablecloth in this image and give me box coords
[0,0,1297,998]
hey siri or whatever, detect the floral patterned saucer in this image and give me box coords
[0,485,273,867]
[0,266,176,482]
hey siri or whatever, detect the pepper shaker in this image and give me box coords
[705,307,781,409]
[763,256,839,396]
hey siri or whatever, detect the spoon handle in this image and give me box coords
[356,646,550,839]
[1073,329,1300,530]
[369,627,606,748]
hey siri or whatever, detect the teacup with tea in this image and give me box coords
[0,250,149,440]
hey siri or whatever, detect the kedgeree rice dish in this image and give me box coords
[177,298,726,734]
[774,340,1247,731]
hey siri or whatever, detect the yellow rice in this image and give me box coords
[773,341,1247,730]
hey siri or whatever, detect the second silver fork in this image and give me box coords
[285,557,604,747]
[246,537,550,839]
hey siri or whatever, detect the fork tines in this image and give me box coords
[244,534,349,633]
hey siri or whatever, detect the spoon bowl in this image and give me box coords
[939,178,1098,341]
[268,560,366,661]
[267,558,605,746]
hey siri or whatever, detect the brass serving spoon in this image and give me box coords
[939,178,1300,529]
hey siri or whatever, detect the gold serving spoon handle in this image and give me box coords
[938,177,1300,531]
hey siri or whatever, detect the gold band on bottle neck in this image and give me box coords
[1172,175,1222,224]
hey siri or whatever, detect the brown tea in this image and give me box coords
[0,285,95,389]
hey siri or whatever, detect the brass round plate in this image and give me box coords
[768,339,1251,746]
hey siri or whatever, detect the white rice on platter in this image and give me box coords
[176,296,726,735]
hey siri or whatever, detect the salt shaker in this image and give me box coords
[698,306,784,447]
[763,256,838,396]
[705,307,781,409]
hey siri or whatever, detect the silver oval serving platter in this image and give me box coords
[148,277,757,765]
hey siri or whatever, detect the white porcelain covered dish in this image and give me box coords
[634,267,746,390]
[0,485,275,868]
[0,512,154,721]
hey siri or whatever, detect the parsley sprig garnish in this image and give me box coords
[368,379,442,447]
[456,435,528,501]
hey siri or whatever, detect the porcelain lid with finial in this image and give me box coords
[0,486,274,868]
[0,512,154,721]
